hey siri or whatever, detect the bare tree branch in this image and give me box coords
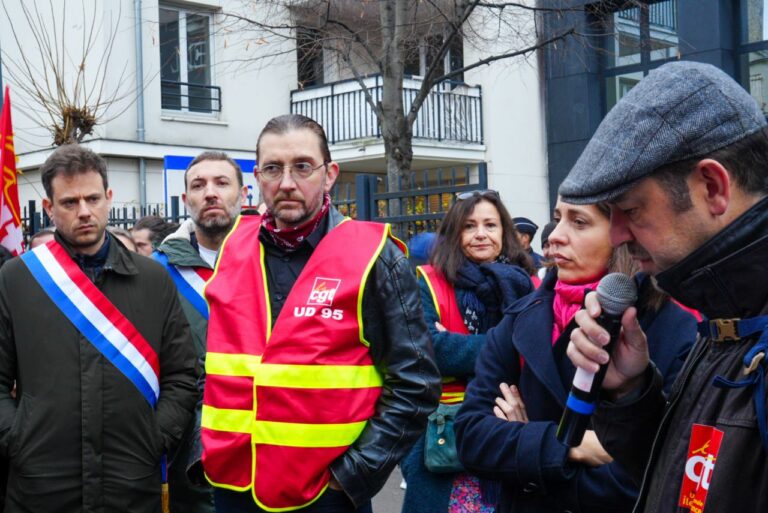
[431,27,577,83]
[1,0,136,146]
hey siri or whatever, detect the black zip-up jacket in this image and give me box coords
[0,233,199,513]
[188,208,441,507]
[592,196,768,513]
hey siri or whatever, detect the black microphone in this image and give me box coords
[556,272,637,447]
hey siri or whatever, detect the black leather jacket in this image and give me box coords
[593,195,768,513]
[189,208,441,506]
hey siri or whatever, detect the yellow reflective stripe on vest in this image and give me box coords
[206,353,262,376]
[206,353,382,389]
[201,405,366,447]
[254,363,382,389]
[202,405,252,434]
[417,266,442,320]
[253,420,367,447]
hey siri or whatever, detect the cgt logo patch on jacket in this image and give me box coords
[678,424,724,513]
[307,277,342,306]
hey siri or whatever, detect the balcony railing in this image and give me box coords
[161,80,222,113]
[290,75,483,145]
[618,1,677,31]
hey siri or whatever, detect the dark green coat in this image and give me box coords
[0,234,198,513]
[155,221,214,513]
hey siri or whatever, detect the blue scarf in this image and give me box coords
[453,257,533,333]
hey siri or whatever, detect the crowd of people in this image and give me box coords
[0,59,767,513]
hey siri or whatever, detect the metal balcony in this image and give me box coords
[291,75,483,145]
[618,1,677,31]
[161,80,222,113]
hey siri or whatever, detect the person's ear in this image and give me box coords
[692,159,730,216]
[239,185,248,206]
[323,162,340,193]
[43,197,53,219]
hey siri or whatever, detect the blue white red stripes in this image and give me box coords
[153,252,212,319]
[21,241,160,407]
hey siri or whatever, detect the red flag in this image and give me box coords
[0,86,24,255]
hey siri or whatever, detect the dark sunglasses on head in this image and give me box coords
[455,189,500,201]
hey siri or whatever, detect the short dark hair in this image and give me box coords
[132,215,178,249]
[184,151,243,189]
[256,114,331,164]
[41,144,108,198]
[430,192,534,282]
[28,227,56,244]
[651,126,768,212]
[133,215,168,233]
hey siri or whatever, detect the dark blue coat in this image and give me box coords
[454,270,697,513]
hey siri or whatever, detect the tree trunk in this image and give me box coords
[378,0,414,217]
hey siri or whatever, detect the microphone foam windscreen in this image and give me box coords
[596,273,638,316]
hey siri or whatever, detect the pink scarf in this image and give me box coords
[261,194,331,251]
[551,277,602,344]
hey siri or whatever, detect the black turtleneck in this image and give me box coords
[655,195,768,319]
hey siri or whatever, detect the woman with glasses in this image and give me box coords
[401,190,535,513]
[454,199,697,513]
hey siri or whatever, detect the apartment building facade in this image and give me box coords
[2,0,551,236]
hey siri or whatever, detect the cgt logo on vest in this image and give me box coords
[678,424,724,513]
[295,277,345,321]
[307,278,342,306]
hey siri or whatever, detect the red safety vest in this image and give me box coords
[418,265,469,404]
[202,215,402,510]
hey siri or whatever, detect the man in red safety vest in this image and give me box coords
[188,114,441,513]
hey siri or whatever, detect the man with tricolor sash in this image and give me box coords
[0,144,198,513]
[154,151,247,513]
[189,114,441,513]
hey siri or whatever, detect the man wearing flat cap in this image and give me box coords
[513,217,544,269]
[565,61,768,512]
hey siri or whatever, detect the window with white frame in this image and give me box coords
[403,33,464,83]
[159,5,220,113]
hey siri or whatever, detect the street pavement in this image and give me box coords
[371,466,405,513]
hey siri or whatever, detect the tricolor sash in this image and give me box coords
[21,240,160,407]
[153,252,212,319]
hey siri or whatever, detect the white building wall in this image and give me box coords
[464,5,551,248]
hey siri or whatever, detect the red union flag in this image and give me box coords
[0,86,23,255]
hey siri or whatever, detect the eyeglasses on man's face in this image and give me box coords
[256,161,328,182]
[455,189,500,201]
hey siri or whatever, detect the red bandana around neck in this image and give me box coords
[261,194,331,251]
